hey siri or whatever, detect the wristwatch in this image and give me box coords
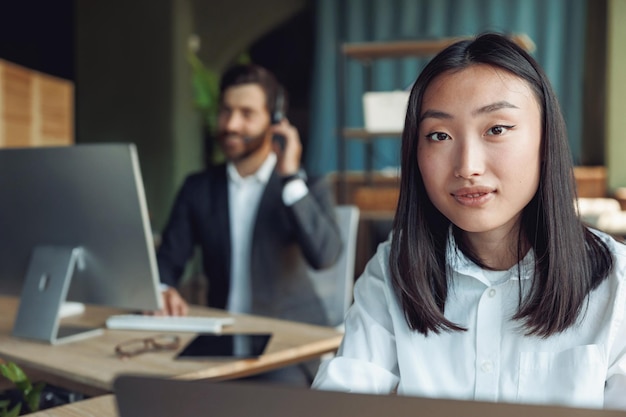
[280,169,307,186]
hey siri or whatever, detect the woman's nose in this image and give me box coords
[453,138,485,179]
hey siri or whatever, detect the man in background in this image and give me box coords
[157,64,342,329]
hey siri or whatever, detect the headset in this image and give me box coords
[271,86,286,150]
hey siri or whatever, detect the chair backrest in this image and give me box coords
[309,205,360,328]
[576,197,621,227]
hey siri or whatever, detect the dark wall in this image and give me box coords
[0,0,74,80]
[75,1,180,231]
[582,0,607,166]
[249,5,314,158]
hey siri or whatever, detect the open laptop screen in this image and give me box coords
[114,375,626,417]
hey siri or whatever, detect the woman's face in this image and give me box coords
[417,64,542,241]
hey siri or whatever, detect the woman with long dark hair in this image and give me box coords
[313,33,626,410]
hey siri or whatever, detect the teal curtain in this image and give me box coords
[306,0,587,175]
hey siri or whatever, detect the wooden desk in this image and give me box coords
[29,395,116,417]
[0,295,342,396]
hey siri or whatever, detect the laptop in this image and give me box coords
[113,375,626,417]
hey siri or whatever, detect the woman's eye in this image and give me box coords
[486,125,514,136]
[425,132,450,141]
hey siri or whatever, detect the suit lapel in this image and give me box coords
[212,166,230,265]
[254,170,283,236]
[206,165,231,308]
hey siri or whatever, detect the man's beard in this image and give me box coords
[219,129,268,162]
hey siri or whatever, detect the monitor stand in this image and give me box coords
[12,246,104,345]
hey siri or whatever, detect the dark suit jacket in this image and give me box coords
[156,164,342,325]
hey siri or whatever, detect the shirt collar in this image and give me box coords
[446,226,535,284]
[226,152,277,185]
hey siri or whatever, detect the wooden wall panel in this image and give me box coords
[0,59,73,147]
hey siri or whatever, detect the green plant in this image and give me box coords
[188,51,221,136]
[0,362,44,416]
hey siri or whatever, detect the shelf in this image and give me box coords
[342,128,403,140]
[342,33,535,61]
[360,210,395,221]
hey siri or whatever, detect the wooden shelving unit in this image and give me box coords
[0,59,74,148]
[341,34,535,61]
[342,128,403,140]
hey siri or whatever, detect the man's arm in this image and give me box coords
[271,119,343,269]
[154,177,200,315]
[286,175,342,270]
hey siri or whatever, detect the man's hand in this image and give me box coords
[157,287,189,316]
[271,119,302,176]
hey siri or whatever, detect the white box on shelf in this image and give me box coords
[362,90,410,133]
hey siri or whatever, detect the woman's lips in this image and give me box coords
[452,187,496,207]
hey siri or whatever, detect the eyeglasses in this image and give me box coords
[115,334,181,359]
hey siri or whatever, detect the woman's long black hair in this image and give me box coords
[390,32,613,337]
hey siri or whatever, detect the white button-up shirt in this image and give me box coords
[313,230,626,410]
[226,153,308,313]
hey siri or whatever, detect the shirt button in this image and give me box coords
[488,288,496,297]
[481,360,493,373]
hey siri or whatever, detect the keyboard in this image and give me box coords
[105,314,235,333]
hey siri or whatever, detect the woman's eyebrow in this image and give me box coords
[419,101,518,122]
[419,109,452,122]
[472,100,519,116]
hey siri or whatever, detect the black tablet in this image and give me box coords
[176,333,272,359]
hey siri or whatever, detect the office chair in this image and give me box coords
[576,197,621,227]
[308,205,360,329]
[596,210,626,241]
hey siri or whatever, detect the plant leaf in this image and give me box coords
[2,402,21,417]
[0,363,28,386]
[188,51,220,134]
[0,362,42,414]
[24,382,45,412]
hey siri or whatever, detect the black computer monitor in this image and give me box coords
[0,143,162,344]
